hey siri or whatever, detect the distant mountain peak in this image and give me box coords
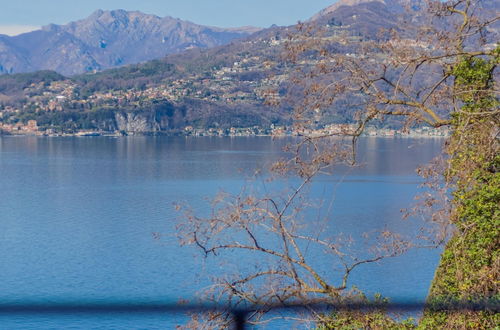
[311,0,384,20]
[0,9,262,75]
[309,0,415,21]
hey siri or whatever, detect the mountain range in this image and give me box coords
[0,9,261,76]
[0,0,498,135]
[0,0,404,77]
[1,0,498,77]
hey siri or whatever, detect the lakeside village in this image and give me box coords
[0,32,452,139]
[0,33,446,140]
[0,119,450,138]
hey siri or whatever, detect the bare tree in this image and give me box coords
[177,141,414,325]
[177,0,499,327]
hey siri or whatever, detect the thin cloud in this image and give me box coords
[0,25,40,36]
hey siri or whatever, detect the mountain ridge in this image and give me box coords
[311,0,388,21]
[0,10,262,76]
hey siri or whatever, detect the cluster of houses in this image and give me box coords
[11,52,285,116]
[0,120,39,134]
[0,117,451,138]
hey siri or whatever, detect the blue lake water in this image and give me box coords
[0,136,444,328]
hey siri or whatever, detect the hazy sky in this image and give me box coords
[0,0,336,35]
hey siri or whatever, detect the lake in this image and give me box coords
[0,136,444,328]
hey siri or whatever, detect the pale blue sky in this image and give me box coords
[0,0,337,35]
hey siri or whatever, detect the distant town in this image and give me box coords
[0,119,450,138]
[0,16,452,139]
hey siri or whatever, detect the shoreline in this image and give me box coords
[0,132,449,139]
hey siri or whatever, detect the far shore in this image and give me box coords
[0,130,449,139]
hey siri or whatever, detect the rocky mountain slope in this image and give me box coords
[0,10,261,76]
